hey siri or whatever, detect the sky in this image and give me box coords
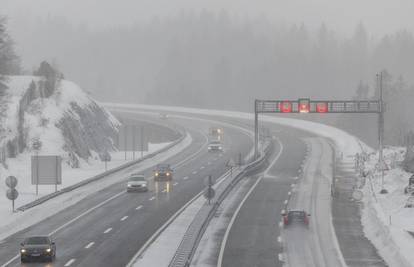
[1,0,414,36]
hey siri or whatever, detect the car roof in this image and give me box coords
[157,163,170,168]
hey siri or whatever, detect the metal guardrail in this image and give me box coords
[169,140,274,267]
[17,125,186,212]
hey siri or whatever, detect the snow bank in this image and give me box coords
[361,147,414,267]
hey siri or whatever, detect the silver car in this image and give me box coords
[127,174,148,192]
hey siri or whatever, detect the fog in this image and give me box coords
[3,0,414,35]
[1,0,414,146]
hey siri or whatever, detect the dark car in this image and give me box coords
[154,164,173,181]
[283,210,310,227]
[20,236,56,263]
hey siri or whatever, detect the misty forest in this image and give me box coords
[2,10,414,148]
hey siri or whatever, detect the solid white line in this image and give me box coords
[104,228,112,234]
[136,205,143,210]
[85,242,95,249]
[64,259,76,266]
[149,196,156,201]
[173,182,179,186]
[217,139,284,267]
[121,216,128,221]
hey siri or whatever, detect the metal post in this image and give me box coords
[208,175,212,205]
[378,72,388,194]
[254,100,259,160]
[133,125,136,160]
[124,125,127,161]
[36,151,39,196]
[55,156,58,192]
[141,126,144,158]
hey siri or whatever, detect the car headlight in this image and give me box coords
[127,184,132,187]
[20,249,26,253]
[155,173,159,177]
[166,172,170,176]
[142,183,147,187]
[219,146,222,149]
[46,248,52,253]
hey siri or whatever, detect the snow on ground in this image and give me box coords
[0,142,170,211]
[0,132,192,241]
[106,103,413,267]
[360,147,414,267]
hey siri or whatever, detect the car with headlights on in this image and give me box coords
[127,174,148,192]
[154,163,173,181]
[208,140,223,152]
[20,236,56,263]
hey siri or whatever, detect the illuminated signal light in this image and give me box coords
[280,101,292,113]
[316,102,328,113]
[298,99,310,113]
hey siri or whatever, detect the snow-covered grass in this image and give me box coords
[361,147,414,267]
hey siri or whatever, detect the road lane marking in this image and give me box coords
[64,259,76,266]
[183,176,189,180]
[149,196,156,201]
[162,189,167,193]
[0,255,19,267]
[192,171,198,174]
[218,138,284,267]
[200,166,205,169]
[104,228,112,234]
[284,200,288,205]
[121,216,128,221]
[136,205,143,210]
[207,162,212,165]
[278,236,282,243]
[173,182,179,186]
[85,242,95,249]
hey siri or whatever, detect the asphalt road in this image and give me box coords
[219,128,308,267]
[0,113,253,267]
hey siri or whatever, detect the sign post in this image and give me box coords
[5,176,18,212]
[32,139,42,196]
[204,175,215,205]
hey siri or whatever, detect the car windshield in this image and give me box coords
[210,141,221,145]
[129,176,145,182]
[157,164,170,170]
[25,237,49,245]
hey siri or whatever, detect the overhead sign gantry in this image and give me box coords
[254,72,386,193]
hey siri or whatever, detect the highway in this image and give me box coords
[218,127,308,267]
[0,113,253,267]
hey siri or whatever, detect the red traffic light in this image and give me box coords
[298,99,310,113]
[280,101,292,113]
[316,102,328,113]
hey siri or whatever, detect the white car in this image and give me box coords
[127,174,148,192]
[208,140,223,152]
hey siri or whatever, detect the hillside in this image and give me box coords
[0,75,120,168]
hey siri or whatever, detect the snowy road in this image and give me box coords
[283,138,345,267]
[0,113,253,267]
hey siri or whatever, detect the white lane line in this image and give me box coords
[192,171,198,175]
[149,196,156,201]
[183,176,189,180]
[49,191,125,236]
[217,138,284,267]
[207,162,212,165]
[278,236,282,243]
[279,221,283,228]
[200,166,205,170]
[173,182,179,186]
[104,228,112,234]
[85,242,95,249]
[136,205,143,210]
[284,200,288,205]
[0,255,19,267]
[162,189,167,193]
[121,216,128,221]
[64,259,76,266]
